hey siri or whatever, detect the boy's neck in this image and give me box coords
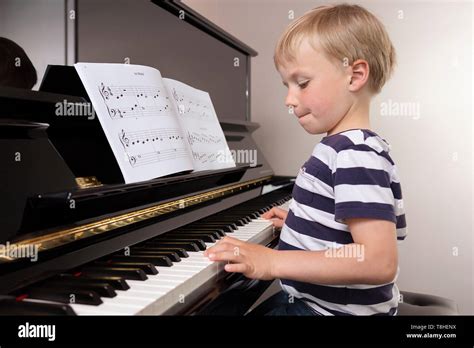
[326,98,371,136]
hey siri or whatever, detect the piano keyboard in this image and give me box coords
[5,190,292,315]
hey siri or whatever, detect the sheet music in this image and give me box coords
[163,78,236,171]
[74,63,193,183]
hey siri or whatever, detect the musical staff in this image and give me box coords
[186,131,224,146]
[191,151,224,164]
[98,82,172,120]
[99,83,161,100]
[172,87,212,119]
[119,128,184,149]
[128,148,188,168]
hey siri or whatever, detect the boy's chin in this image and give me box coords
[298,115,329,135]
[300,123,327,135]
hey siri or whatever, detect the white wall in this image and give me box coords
[184,0,474,314]
[0,0,66,89]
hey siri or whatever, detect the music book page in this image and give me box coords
[74,63,234,184]
[163,78,235,171]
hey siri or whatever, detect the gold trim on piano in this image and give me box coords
[0,176,272,263]
[75,176,103,189]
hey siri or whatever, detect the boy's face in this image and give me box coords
[278,39,353,135]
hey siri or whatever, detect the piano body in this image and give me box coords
[0,0,294,315]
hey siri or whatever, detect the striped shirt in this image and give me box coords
[278,129,407,316]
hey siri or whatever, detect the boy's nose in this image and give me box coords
[285,92,298,109]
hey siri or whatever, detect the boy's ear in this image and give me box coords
[348,59,370,92]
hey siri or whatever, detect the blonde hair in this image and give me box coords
[274,4,396,93]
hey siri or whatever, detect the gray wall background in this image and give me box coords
[0,0,66,89]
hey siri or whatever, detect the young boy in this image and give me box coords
[204,4,407,316]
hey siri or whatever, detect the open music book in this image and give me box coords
[74,63,235,184]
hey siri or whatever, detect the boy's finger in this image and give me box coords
[204,241,234,256]
[272,207,287,218]
[270,218,284,228]
[224,263,248,274]
[261,210,273,219]
[208,251,241,263]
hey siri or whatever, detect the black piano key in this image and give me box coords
[205,212,245,217]
[175,228,225,238]
[193,222,237,230]
[192,222,237,232]
[80,267,148,281]
[0,298,76,315]
[163,233,216,243]
[93,261,158,275]
[230,210,260,219]
[109,255,173,267]
[128,250,181,262]
[56,274,130,291]
[202,218,246,226]
[40,281,117,298]
[26,288,102,305]
[131,246,189,258]
[144,241,200,252]
[209,211,249,222]
[153,238,206,250]
[239,216,252,223]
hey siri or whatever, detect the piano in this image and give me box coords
[0,0,295,316]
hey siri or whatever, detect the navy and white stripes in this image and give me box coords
[278,129,407,315]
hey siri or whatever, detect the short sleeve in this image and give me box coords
[333,148,396,224]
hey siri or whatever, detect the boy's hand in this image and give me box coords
[204,236,277,280]
[261,207,288,228]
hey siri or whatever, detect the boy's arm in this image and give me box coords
[204,218,398,285]
[272,218,398,285]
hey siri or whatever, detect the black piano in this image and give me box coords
[0,0,294,315]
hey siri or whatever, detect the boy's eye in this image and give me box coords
[298,81,309,89]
